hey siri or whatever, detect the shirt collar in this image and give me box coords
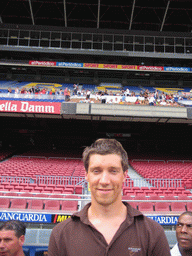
[72,202,143,225]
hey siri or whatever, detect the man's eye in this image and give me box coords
[93,170,100,173]
[110,169,118,174]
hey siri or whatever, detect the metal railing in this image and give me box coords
[36,175,85,186]
[0,176,34,184]
[0,175,184,189]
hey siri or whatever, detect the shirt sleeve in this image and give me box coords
[151,227,171,256]
[48,229,63,256]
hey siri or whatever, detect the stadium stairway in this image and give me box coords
[128,165,151,187]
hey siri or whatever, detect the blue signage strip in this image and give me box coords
[56,62,83,68]
[0,212,179,225]
[164,66,191,72]
[147,215,179,225]
[0,212,52,223]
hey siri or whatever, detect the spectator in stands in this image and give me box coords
[148,93,156,106]
[20,88,26,94]
[35,86,40,94]
[0,220,26,256]
[64,87,69,101]
[119,98,124,104]
[40,88,46,94]
[135,98,141,104]
[15,86,20,95]
[73,84,78,95]
[8,88,12,94]
[125,88,130,96]
[171,211,192,256]
[29,86,35,94]
[48,138,170,256]
[100,92,107,104]
[51,87,56,95]
[59,89,63,95]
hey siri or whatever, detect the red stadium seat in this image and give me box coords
[171,202,186,212]
[177,195,191,201]
[128,201,138,210]
[28,199,44,210]
[44,200,60,211]
[0,198,10,209]
[34,194,49,203]
[162,195,177,201]
[61,196,79,212]
[10,198,27,209]
[187,202,192,211]
[4,192,19,197]
[138,202,154,212]
[122,195,133,201]
[155,202,170,212]
[19,192,34,203]
[134,195,147,201]
[148,195,162,201]
[75,185,83,194]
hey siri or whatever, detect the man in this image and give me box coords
[0,220,26,256]
[48,138,170,256]
[171,211,192,255]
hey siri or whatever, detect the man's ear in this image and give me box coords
[123,170,128,181]
[85,170,88,181]
[19,235,25,246]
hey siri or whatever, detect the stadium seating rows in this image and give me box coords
[0,193,79,211]
[130,161,192,189]
[0,157,85,179]
[1,157,192,213]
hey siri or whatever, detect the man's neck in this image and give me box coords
[88,201,127,220]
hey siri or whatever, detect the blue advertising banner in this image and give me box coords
[147,215,179,225]
[0,212,52,223]
[56,62,83,68]
[164,66,191,72]
[0,212,179,225]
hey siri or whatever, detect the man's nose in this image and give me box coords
[100,172,110,184]
[181,225,188,233]
[0,241,5,248]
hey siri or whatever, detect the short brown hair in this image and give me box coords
[82,138,128,172]
[0,220,26,238]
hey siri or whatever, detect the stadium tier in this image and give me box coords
[0,156,191,213]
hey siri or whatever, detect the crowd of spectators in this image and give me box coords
[72,87,190,107]
[2,83,192,107]
[5,85,71,101]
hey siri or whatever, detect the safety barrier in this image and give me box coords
[0,176,34,184]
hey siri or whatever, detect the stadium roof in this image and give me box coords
[1,0,192,33]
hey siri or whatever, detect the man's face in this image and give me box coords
[176,214,192,251]
[0,230,24,256]
[85,154,127,207]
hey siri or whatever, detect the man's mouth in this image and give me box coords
[98,189,112,193]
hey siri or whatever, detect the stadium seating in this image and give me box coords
[28,200,44,210]
[10,198,27,209]
[61,195,79,212]
[128,201,138,210]
[171,202,186,212]
[155,202,170,212]
[0,198,10,208]
[44,200,61,211]
[186,202,192,211]
[138,202,154,212]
